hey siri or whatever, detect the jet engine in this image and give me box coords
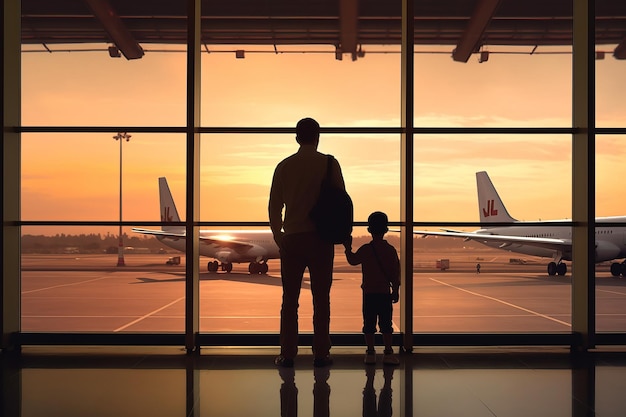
[595,241,621,262]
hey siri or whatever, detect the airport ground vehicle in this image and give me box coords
[436,259,450,270]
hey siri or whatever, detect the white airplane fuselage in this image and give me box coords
[412,172,626,277]
[475,217,626,262]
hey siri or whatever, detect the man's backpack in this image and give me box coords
[310,155,353,244]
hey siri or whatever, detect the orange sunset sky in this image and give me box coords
[19,44,626,235]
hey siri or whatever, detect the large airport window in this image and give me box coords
[10,0,626,349]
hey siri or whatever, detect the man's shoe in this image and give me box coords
[382,350,399,366]
[313,355,333,367]
[274,355,294,368]
[364,349,376,365]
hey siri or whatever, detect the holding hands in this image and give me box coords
[391,288,399,304]
[342,235,353,251]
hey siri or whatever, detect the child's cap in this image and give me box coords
[367,211,388,234]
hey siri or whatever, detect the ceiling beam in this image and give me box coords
[452,0,502,63]
[339,0,358,60]
[84,0,144,59]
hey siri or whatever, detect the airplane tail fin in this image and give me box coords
[476,171,517,223]
[159,177,185,233]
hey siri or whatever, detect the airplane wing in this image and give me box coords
[133,227,255,253]
[132,227,185,238]
[199,235,254,253]
[412,229,571,252]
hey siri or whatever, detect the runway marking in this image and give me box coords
[23,315,149,319]
[21,276,113,294]
[415,314,569,318]
[429,278,572,328]
[114,296,185,332]
[598,289,626,296]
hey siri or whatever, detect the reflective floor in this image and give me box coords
[3,346,626,417]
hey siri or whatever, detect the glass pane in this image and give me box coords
[201,45,400,127]
[21,48,186,126]
[200,133,400,223]
[21,133,186,223]
[21,226,185,332]
[22,1,187,127]
[414,135,572,223]
[414,45,572,127]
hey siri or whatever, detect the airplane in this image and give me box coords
[410,171,626,277]
[132,177,280,274]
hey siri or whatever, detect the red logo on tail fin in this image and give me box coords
[162,207,173,222]
[482,199,498,218]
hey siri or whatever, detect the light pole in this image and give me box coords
[113,132,131,266]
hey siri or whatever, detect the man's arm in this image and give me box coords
[268,168,285,245]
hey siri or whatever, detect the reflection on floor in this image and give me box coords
[2,346,626,417]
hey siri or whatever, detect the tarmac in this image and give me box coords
[20,252,626,334]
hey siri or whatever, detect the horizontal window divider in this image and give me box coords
[18,126,187,134]
[19,220,620,230]
[20,221,190,227]
[413,333,576,347]
[411,221,574,228]
[411,127,575,135]
[17,332,626,349]
[17,332,186,347]
[16,126,584,135]
[18,221,587,228]
[597,128,626,134]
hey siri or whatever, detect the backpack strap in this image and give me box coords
[370,242,391,282]
[325,155,334,180]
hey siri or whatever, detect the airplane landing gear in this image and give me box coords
[610,262,626,277]
[547,262,567,276]
[207,260,232,273]
[248,261,268,275]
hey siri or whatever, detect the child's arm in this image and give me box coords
[390,248,400,303]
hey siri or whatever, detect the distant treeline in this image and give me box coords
[21,233,167,254]
[20,232,477,255]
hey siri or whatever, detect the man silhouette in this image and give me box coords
[269,117,346,368]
